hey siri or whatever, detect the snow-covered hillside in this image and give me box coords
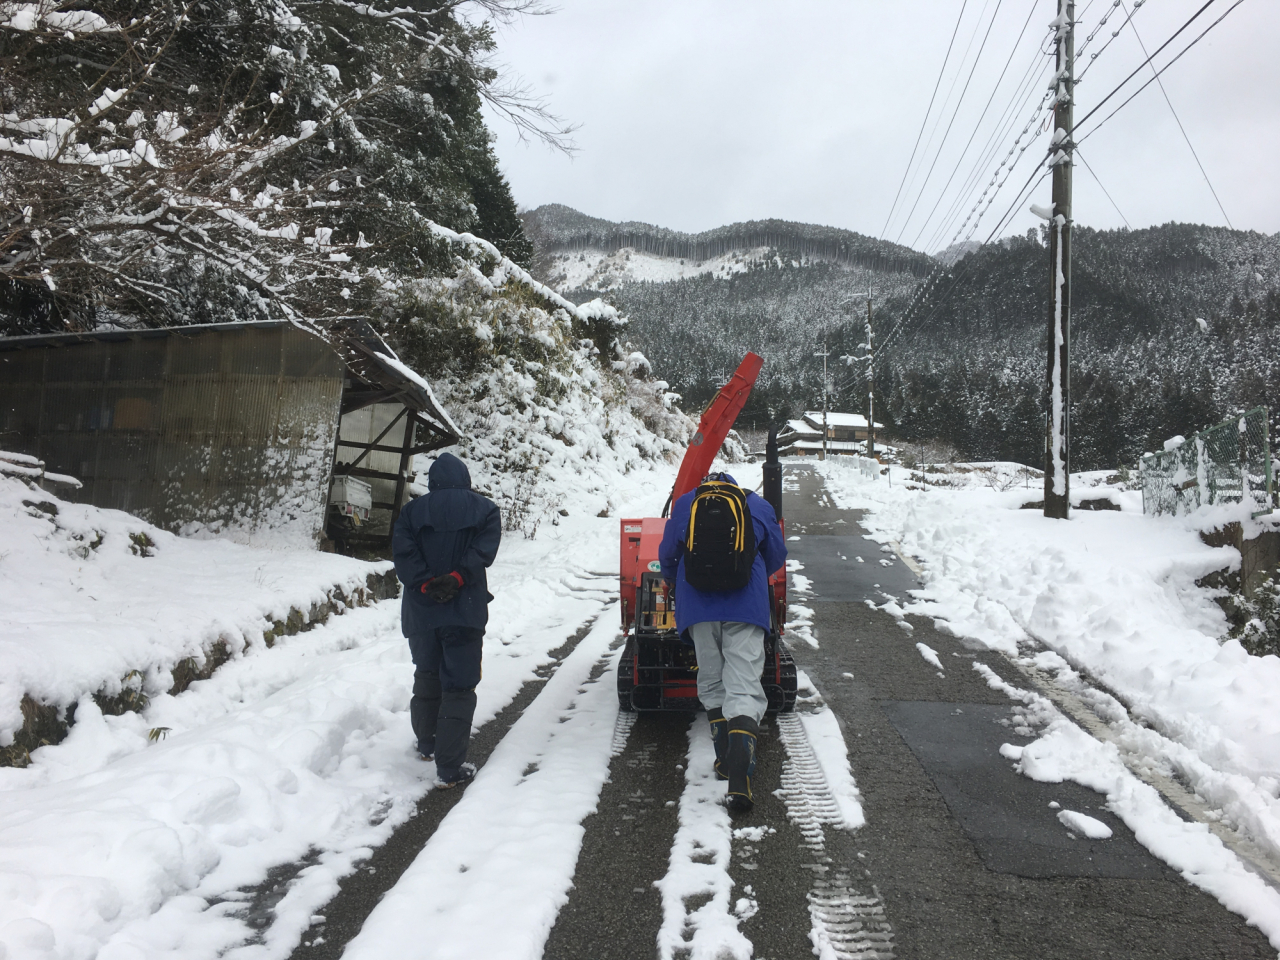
[542,246,765,293]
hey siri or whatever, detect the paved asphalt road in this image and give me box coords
[290,464,1274,959]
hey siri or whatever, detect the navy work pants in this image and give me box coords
[408,626,483,778]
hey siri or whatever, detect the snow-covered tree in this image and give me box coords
[0,0,555,333]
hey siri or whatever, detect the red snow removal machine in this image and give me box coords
[617,352,796,714]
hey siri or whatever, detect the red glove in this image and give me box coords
[422,573,463,603]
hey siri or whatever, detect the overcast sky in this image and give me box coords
[480,0,1279,250]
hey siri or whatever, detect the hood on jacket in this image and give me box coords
[428,452,472,492]
[705,471,739,487]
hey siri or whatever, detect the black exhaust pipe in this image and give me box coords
[763,426,782,520]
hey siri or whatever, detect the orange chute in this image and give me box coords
[668,352,763,510]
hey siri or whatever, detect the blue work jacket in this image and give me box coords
[392,453,502,635]
[658,474,787,634]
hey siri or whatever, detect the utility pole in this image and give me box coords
[814,343,830,461]
[1044,0,1074,520]
[865,293,876,460]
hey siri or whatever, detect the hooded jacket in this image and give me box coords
[658,473,787,634]
[392,453,502,634]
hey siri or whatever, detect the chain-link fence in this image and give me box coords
[1140,406,1273,518]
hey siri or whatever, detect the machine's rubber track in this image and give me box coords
[617,634,637,711]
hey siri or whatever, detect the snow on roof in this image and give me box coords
[780,418,821,437]
[803,411,884,430]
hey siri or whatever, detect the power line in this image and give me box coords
[1074,146,1130,227]
[890,0,995,242]
[879,0,970,240]
[1078,0,1246,142]
[1074,0,1217,131]
[1113,0,1234,227]
[918,23,1054,255]
[877,152,1051,364]
[1076,0,1148,83]
[922,35,1054,255]
[894,0,1006,245]
[907,0,1039,252]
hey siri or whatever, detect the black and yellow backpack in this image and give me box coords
[683,477,756,592]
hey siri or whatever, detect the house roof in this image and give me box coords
[779,418,821,438]
[802,411,884,430]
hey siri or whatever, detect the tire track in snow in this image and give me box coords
[288,616,605,959]
[655,720,754,960]
[542,711,688,960]
[776,713,895,960]
[336,610,627,960]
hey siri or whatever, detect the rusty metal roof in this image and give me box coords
[0,318,460,444]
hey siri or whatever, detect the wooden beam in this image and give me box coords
[336,439,407,455]
[340,466,405,483]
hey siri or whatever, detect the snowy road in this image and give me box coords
[9,460,1280,959]
[784,464,1279,959]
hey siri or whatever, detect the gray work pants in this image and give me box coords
[688,621,767,723]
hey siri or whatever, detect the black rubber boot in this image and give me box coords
[411,668,442,758]
[435,687,478,780]
[707,708,728,781]
[725,715,759,817]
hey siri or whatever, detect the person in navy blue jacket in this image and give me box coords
[659,472,787,815]
[392,452,501,788]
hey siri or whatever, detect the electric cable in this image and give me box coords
[1078,0,1245,142]
[922,35,1054,255]
[1076,0,1148,83]
[889,0,995,242]
[894,0,1006,246]
[1073,0,1217,132]
[877,155,1050,363]
[1112,0,1234,226]
[908,0,1039,252]
[879,0,970,240]
[1075,146,1130,228]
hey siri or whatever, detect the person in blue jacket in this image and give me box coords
[392,453,501,789]
[659,471,787,815]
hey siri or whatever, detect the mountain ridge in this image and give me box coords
[520,204,936,278]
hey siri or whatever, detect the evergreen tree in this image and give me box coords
[0,0,547,334]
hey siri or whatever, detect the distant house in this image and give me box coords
[0,319,458,550]
[777,411,884,457]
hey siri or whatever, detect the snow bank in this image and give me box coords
[0,454,677,960]
[811,456,1280,925]
[975,663,1280,948]
[0,473,391,755]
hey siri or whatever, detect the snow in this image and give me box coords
[0,473,388,745]
[801,411,884,430]
[915,642,944,672]
[1057,809,1113,839]
[795,671,865,831]
[812,455,1280,943]
[0,389,687,958]
[1049,216,1067,497]
[341,611,625,960]
[974,661,1280,947]
[655,722,751,960]
[543,247,763,294]
[373,351,462,437]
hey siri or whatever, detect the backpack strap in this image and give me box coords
[685,481,749,553]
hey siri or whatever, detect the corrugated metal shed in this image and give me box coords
[0,320,458,549]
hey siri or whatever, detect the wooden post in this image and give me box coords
[1044,0,1074,519]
